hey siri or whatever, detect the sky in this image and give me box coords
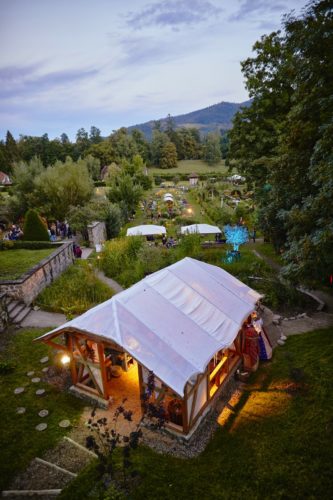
[0,0,308,140]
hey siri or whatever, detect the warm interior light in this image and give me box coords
[61,354,71,365]
[187,208,193,214]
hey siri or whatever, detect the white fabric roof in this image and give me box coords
[37,257,262,396]
[163,193,174,198]
[181,224,222,235]
[126,225,166,236]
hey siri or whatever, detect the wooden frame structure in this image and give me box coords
[39,327,243,436]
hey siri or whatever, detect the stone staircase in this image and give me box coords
[2,436,96,498]
[6,296,32,326]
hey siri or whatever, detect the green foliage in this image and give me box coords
[175,233,203,260]
[34,157,94,220]
[36,261,113,314]
[203,132,222,165]
[229,1,333,282]
[160,142,178,169]
[107,174,143,221]
[23,209,49,241]
[101,237,144,280]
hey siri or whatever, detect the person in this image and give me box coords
[166,236,175,248]
[252,227,256,243]
[73,243,82,258]
[251,312,272,360]
[162,234,167,246]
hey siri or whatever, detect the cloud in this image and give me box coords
[230,0,287,22]
[126,0,222,29]
[0,64,99,100]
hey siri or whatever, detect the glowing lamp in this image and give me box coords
[61,354,71,365]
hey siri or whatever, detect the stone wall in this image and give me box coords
[0,292,9,332]
[0,242,74,305]
[87,221,106,249]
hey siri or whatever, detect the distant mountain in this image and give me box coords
[127,100,251,139]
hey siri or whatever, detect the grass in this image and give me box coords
[36,260,114,315]
[256,242,284,267]
[148,159,228,175]
[0,248,55,280]
[0,328,85,491]
[60,327,333,499]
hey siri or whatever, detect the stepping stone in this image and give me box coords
[40,356,49,364]
[16,407,26,414]
[14,387,25,395]
[277,339,285,346]
[42,367,49,373]
[36,389,46,396]
[31,377,41,383]
[27,371,35,377]
[59,419,71,428]
[38,409,49,418]
[280,335,287,341]
[36,423,47,431]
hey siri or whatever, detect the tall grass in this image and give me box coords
[36,261,114,315]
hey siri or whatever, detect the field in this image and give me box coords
[0,248,56,280]
[148,159,229,175]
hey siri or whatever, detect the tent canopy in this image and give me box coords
[126,225,166,236]
[37,257,262,396]
[181,224,222,235]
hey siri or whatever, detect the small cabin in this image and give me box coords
[188,172,199,186]
[36,257,262,437]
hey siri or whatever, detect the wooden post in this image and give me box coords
[137,364,145,416]
[97,342,109,400]
[67,335,77,385]
[182,384,189,435]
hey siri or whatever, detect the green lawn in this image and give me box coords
[61,328,333,499]
[148,159,228,175]
[0,249,55,280]
[0,328,85,491]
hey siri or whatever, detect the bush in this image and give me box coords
[101,237,144,279]
[23,209,49,241]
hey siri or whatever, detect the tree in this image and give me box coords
[107,174,142,221]
[203,132,221,165]
[81,154,100,180]
[9,157,44,217]
[87,141,115,166]
[5,131,20,171]
[23,209,49,241]
[160,142,178,169]
[34,157,94,219]
[150,130,169,167]
[228,0,333,282]
[89,126,102,144]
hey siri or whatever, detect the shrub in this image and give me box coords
[23,209,49,241]
[101,237,143,279]
[176,233,203,260]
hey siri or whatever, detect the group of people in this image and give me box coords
[3,224,23,240]
[47,221,73,241]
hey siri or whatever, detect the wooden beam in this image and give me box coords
[182,385,189,434]
[97,342,109,400]
[67,335,77,385]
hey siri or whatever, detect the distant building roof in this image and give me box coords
[188,172,199,178]
[0,171,12,185]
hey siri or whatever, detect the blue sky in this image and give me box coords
[1,0,307,140]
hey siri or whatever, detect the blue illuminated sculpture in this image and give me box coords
[223,225,249,263]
